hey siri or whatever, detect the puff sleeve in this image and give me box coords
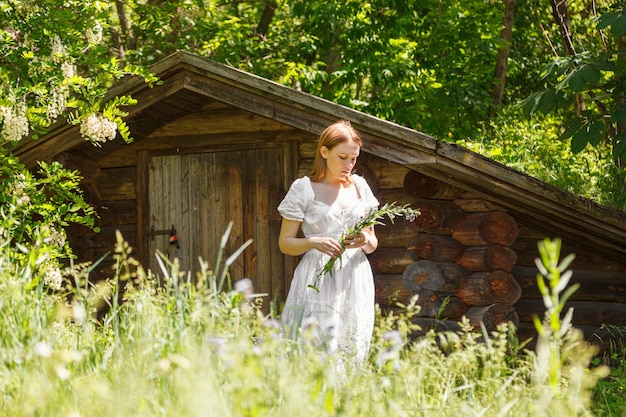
[354,175,379,212]
[277,177,312,222]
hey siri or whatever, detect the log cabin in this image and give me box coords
[8,51,626,348]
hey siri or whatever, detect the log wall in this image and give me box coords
[345,151,626,347]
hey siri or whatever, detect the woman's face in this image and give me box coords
[320,140,360,183]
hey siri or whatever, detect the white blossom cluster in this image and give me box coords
[44,263,63,291]
[8,172,30,206]
[61,62,75,79]
[50,35,66,61]
[79,113,117,144]
[46,226,66,249]
[47,84,70,122]
[0,103,29,143]
[86,22,103,45]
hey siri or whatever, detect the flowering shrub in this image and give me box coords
[0,148,98,286]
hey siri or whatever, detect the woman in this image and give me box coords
[277,120,379,362]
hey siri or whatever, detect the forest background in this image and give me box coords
[2,0,626,213]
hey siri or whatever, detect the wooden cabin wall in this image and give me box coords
[59,106,311,313]
[298,146,626,348]
[59,147,139,283]
[58,111,625,350]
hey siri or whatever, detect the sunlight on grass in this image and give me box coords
[0,219,617,416]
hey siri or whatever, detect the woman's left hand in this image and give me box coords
[343,232,368,249]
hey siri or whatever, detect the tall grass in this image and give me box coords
[0,224,612,416]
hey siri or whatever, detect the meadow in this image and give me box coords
[0,225,623,416]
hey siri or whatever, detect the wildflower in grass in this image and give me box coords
[72,301,86,324]
[310,202,419,291]
[234,277,254,302]
[44,263,63,291]
[34,341,53,358]
[377,330,404,370]
[56,365,71,380]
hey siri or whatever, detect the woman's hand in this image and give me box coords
[343,228,378,255]
[342,232,368,249]
[310,236,343,258]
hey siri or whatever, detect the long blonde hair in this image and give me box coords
[309,120,362,182]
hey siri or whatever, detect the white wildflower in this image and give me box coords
[72,301,86,324]
[0,103,29,142]
[44,264,63,291]
[56,365,71,380]
[34,341,53,358]
[79,113,117,144]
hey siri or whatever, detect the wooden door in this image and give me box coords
[144,146,288,304]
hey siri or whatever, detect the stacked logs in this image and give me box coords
[376,169,521,331]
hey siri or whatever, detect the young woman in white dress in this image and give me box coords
[278,120,379,362]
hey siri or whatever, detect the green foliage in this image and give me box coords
[530,238,609,414]
[0,148,99,273]
[2,0,625,208]
[520,1,626,169]
[458,108,626,211]
[0,0,159,144]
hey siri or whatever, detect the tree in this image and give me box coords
[522,0,626,172]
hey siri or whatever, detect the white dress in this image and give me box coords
[278,175,379,361]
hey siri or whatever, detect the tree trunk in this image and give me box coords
[256,1,277,37]
[491,0,517,113]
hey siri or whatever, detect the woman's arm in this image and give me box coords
[278,218,343,257]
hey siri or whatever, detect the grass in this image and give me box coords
[0,227,619,416]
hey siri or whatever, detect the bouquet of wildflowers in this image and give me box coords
[309,202,419,291]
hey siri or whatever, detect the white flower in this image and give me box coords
[34,341,53,358]
[61,62,75,79]
[56,365,71,380]
[44,265,63,290]
[0,103,29,142]
[86,22,103,45]
[79,113,117,144]
[72,301,87,324]
[50,36,66,61]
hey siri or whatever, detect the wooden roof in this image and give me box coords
[10,51,626,258]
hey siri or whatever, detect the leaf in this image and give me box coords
[596,11,619,31]
[611,11,626,37]
[571,128,590,153]
[537,87,558,114]
[612,131,626,159]
[558,118,584,141]
[561,64,602,93]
